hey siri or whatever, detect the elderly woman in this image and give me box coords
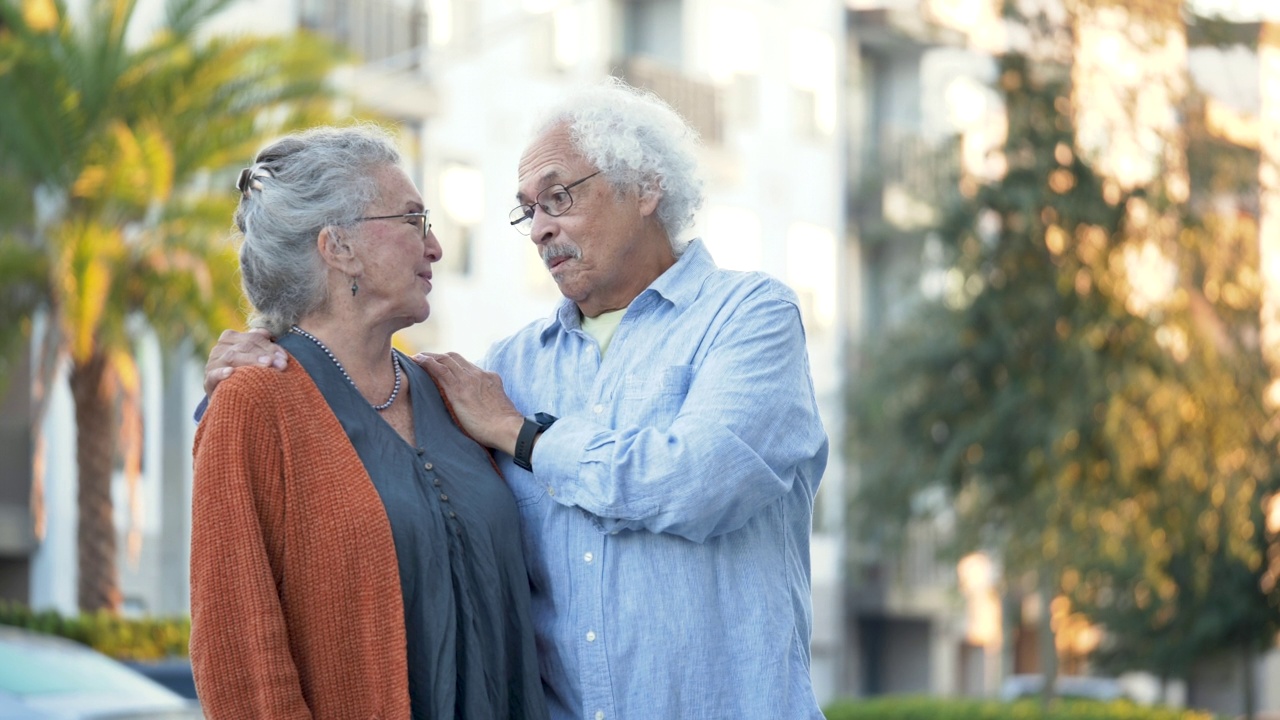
[189,125,547,720]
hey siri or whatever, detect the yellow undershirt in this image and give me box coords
[580,308,627,359]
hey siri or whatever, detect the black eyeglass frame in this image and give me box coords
[509,171,602,234]
[353,211,432,239]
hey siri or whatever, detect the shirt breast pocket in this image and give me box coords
[621,364,693,429]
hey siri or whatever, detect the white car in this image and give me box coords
[0,625,202,719]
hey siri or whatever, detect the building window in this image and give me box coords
[429,0,478,51]
[706,2,760,127]
[622,0,684,66]
[788,28,837,139]
[530,2,600,73]
[435,163,483,276]
[786,222,837,332]
[301,0,427,63]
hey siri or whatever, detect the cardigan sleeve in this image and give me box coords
[189,372,313,719]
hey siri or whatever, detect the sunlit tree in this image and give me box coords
[0,0,341,612]
[849,1,1278,708]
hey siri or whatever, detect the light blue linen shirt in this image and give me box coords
[483,240,829,720]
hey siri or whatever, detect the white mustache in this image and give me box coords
[541,244,582,268]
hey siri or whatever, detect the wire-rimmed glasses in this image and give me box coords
[354,211,431,239]
[508,171,601,235]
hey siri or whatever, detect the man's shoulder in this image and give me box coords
[696,266,801,310]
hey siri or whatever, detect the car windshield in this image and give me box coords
[0,634,178,701]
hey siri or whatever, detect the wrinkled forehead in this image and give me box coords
[372,164,424,208]
[516,126,593,195]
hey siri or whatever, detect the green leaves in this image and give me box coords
[0,0,343,358]
[849,9,1280,680]
[0,0,348,611]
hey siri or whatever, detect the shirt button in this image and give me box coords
[548,487,555,497]
[440,494,449,502]
[449,511,457,519]
[595,711,605,720]
[424,462,433,470]
[586,630,596,642]
[592,404,604,414]
[583,552,593,563]
[433,479,441,487]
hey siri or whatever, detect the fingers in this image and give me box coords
[213,329,286,370]
[205,328,287,396]
[203,366,234,396]
[413,351,475,373]
[418,355,446,380]
[213,345,287,371]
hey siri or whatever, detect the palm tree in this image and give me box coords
[0,0,343,612]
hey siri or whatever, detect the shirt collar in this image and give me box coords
[539,238,715,342]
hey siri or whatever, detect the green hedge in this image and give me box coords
[823,697,1217,720]
[0,601,189,660]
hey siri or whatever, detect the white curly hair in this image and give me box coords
[533,77,705,257]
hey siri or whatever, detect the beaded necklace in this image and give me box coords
[290,325,401,411]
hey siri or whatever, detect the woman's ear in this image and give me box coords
[317,226,363,276]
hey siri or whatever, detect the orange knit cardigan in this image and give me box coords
[190,358,411,719]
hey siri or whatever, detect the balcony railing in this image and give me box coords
[299,0,426,65]
[853,130,962,229]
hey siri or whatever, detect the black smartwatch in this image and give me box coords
[513,412,557,472]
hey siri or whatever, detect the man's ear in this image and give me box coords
[317,226,363,276]
[638,181,662,218]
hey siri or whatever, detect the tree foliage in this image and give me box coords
[848,10,1280,692]
[0,0,345,611]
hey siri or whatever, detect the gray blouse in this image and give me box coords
[280,333,547,720]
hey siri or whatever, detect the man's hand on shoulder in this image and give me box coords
[414,352,525,456]
[205,328,287,396]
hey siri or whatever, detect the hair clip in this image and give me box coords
[236,166,273,197]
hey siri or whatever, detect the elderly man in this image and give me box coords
[203,80,828,719]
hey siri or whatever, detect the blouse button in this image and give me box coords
[440,494,449,502]
[424,462,434,470]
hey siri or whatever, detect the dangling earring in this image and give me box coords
[351,277,359,296]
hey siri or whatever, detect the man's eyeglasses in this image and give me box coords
[354,211,431,239]
[509,171,601,235]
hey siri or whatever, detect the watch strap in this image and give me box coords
[513,413,557,471]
